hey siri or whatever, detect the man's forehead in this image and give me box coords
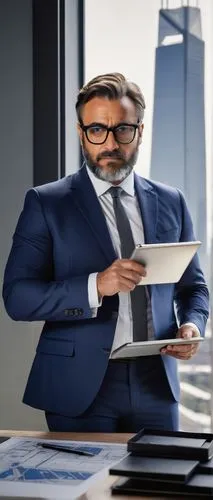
[81,96,137,122]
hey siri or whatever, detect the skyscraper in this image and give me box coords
[150,3,207,276]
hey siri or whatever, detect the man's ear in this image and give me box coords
[138,123,144,145]
[77,122,83,146]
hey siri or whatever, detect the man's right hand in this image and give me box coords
[97,259,147,298]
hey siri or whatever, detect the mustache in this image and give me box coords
[97,150,124,161]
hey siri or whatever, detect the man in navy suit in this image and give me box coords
[3,73,209,432]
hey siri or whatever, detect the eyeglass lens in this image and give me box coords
[86,125,137,144]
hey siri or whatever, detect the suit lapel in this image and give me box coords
[134,174,158,244]
[69,167,117,265]
[68,168,158,262]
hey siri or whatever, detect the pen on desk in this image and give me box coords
[38,442,95,456]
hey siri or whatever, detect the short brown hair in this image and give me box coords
[75,72,146,122]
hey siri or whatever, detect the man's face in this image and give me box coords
[77,96,143,184]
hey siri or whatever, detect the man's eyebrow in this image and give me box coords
[84,121,136,127]
[85,122,107,127]
[114,121,136,126]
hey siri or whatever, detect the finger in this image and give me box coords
[166,347,198,360]
[170,342,200,355]
[116,276,140,292]
[166,343,195,354]
[118,269,144,284]
[165,349,193,358]
[111,262,145,283]
[118,259,147,275]
[166,352,193,360]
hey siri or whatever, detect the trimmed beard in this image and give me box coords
[82,139,139,183]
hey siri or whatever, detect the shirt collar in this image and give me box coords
[86,165,135,197]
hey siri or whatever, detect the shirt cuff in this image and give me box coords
[88,273,102,317]
[180,322,201,337]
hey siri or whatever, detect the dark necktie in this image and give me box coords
[109,187,147,341]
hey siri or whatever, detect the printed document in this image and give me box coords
[0,437,127,498]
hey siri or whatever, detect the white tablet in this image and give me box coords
[131,241,201,285]
[110,337,203,359]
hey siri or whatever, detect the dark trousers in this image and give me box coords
[46,357,179,432]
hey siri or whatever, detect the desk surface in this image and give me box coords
[0,430,178,499]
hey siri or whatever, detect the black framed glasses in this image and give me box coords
[80,122,140,145]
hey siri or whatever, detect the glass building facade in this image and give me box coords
[150,5,207,278]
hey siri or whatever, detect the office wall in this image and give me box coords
[0,0,83,430]
[0,0,46,429]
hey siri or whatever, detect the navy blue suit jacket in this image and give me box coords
[3,166,209,416]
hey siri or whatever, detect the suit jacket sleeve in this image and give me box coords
[174,189,209,336]
[2,188,93,322]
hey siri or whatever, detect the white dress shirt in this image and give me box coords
[87,166,155,353]
[86,166,200,353]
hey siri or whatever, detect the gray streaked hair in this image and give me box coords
[76,72,145,122]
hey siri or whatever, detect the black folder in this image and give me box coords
[111,474,213,497]
[198,456,213,474]
[127,428,213,461]
[109,455,198,482]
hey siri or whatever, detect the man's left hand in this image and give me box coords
[161,325,200,360]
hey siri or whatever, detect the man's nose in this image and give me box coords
[104,131,119,150]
